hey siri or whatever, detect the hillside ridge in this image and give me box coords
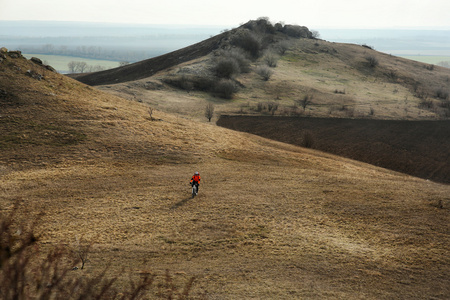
[68,20,314,86]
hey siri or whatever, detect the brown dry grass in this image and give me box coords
[1,52,449,299]
[99,38,450,123]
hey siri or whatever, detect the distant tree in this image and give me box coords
[76,61,88,73]
[119,61,130,67]
[68,61,77,73]
[205,103,215,122]
[311,30,320,39]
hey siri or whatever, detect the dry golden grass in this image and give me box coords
[1,52,449,299]
[100,38,450,123]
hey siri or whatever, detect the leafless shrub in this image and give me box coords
[339,105,355,117]
[255,65,273,81]
[296,94,313,110]
[365,55,379,68]
[301,131,315,148]
[205,103,215,122]
[263,52,279,67]
[334,89,346,94]
[267,102,279,115]
[256,102,263,112]
[419,99,434,109]
[225,48,251,73]
[275,40,292,55]
[232,31,262,58]
[369,107,375,116]
[162,75,214,92]
[435,87,449,100]
[148,107,154,121]
[425,64,435,71]
[214,79,237,99]
[214,57,241,79]
[386,69,398,82]
[311,30,320,39]
[73,237,91,269]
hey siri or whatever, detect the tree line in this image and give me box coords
[18,44,161,62]
[67,60,129,73]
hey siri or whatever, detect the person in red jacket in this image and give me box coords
[190,171,201,194]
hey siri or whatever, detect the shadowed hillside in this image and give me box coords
[68,30,230,86]
[217,116,450,184]
[1,35,450,299]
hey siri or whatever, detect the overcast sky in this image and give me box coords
[1,0,449,29]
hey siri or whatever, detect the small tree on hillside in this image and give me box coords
[297,94,313,110]
[205,103,215,122]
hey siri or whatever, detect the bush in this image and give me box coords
[435,87,449,100]
[226,48,251,73]
[232,31,262,58]
[256,65,273,81]
[275,40,291,55]
[162,75,214,92]
[301,131,315,148]
[214,79,237,99]
[386,69,398,82]
[214,57,241,79]
[263,52,279,67]
[283,25,312,38]
[365,55,379,68]
[419,99,434,109]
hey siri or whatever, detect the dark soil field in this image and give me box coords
[217,116,450,184]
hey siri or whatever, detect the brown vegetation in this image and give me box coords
[1,23,450,299]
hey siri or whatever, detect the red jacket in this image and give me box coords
[190,174,201,184]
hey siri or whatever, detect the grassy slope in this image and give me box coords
[97,38,450,122]
[1,53,450,298]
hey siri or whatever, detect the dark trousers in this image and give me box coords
[191,181,199,192]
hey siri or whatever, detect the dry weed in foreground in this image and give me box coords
[0,208,196,299]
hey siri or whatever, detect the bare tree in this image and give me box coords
[68,61,77,73]
[297,94,313,110]
[148,107,154,121]
[77,62,88,73]
[205,103,215,122]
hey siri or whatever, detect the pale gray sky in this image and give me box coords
[1,0,449,29]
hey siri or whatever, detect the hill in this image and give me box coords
[68,19,450,186]
[70,20,450,121]
[1,38,450,298]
